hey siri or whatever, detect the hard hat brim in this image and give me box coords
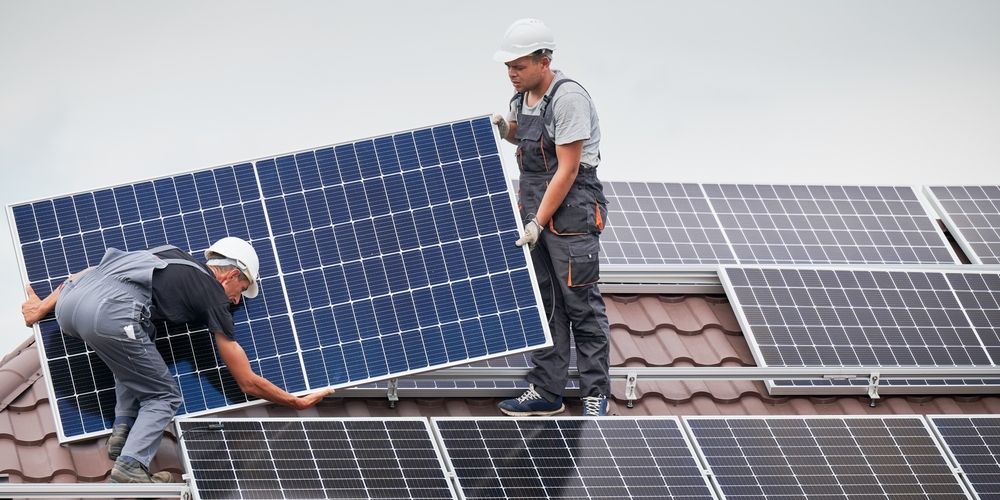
[243,281,259,299]
[494,49,533,63]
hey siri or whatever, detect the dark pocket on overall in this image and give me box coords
[567,238,601,287]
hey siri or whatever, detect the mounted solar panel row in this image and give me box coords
[178,416,993,500]
[592,182,959,268]
[927,186,1000,265]
[8,116,552,442]
[721,266,1000,394]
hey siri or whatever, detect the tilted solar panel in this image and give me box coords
[177,418,454,500]
[929,415,1000,500]
[9,116,551,441]
[721,265,1000,394]
[685,416,970,500]
[927,185,1000,265]
[432,417,715,500]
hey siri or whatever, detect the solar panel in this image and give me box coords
[704,184,958,265]
[720,266,1000,394]
[685,416,970,500]
[177,417,454,500]
[600,181,736,266]
[432,417,715,499]
[927,186,1000,265]
[929,415,1000,499]
[9,116,551,441]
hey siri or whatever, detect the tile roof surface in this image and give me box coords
[2,294,998,484]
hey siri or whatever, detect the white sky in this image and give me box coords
[1,0,999,356]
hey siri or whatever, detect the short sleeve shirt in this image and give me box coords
[149,248,237,339]
[507,70,602,167]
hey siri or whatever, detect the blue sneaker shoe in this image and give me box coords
[498,385,565,416]
[582,395,608,416]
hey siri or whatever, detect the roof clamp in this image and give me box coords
[867,372,881,407]
[386,378,399,409]
[625,372,638,408]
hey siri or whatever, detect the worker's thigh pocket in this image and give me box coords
[93,296,147,342]
[567,237,601,288]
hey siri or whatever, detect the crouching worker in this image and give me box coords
[22,237,333,483]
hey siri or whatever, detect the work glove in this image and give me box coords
[515,218,542,249]
[491,114,509,140]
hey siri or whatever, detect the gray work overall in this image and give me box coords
[55,245,208,467]
[513,79,611,400]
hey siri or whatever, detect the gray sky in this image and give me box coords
[1,0,999,356]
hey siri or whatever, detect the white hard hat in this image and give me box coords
[494,18,556,63]
[205,237,260,299]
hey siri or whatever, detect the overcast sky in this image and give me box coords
[1,0,998,356]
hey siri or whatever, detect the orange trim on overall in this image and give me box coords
[567,260,572,287]
[594,204,604,231]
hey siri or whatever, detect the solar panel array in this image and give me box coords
[685,416,969,500]
[721,266,1000,393]
[177,418,454,500]
[9,116,551,441]
[591,182,959,267]
[930,416,1000,500]
[432,417,715,499]
[927,186,1000,265]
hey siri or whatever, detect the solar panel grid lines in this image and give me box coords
[928,415,1000,500]
[926,186,1000,265]
[9,161,303,441]
[719,265,1000,395]
[600,181,737,266]
[683,415,972,500]
[431,416,716,500]
[176,417,456,500]
[703,183,960,265]
[9,115,552,442]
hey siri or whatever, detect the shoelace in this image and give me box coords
[582,396,605,416]
[517,386,543,403]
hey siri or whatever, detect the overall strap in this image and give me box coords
[149,245,213,278]
[540,78,587,116]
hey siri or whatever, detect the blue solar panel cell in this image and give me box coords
[12,116,548,442]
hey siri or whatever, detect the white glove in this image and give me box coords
[515,218,542,249]
[491,114,509,140]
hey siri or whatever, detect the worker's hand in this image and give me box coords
[515,218,542,249]
[294,387,334,410]
[491,114,509,140]
[21,285,43,327]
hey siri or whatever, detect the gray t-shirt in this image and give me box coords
[507,70,601,168]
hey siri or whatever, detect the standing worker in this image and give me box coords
[492,18,612,417]
[21,237,332,483]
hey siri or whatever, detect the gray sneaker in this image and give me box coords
[109,457,173,483]
[106,424,130,461]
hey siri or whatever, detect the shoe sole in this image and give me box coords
[499,404,566,417]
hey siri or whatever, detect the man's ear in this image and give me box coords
[227,268,242,281]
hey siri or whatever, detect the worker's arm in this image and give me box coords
[214,332,332,409]
[21,267,94,327]
[533,140,583,226]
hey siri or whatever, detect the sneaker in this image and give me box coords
[109,457,173,483]
[581,395,608,416]
[498,385,565,416]
[106,423,130,461]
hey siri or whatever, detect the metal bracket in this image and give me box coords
[867,372,881,407]
[625,372,638,408]
[386,378,399,408]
